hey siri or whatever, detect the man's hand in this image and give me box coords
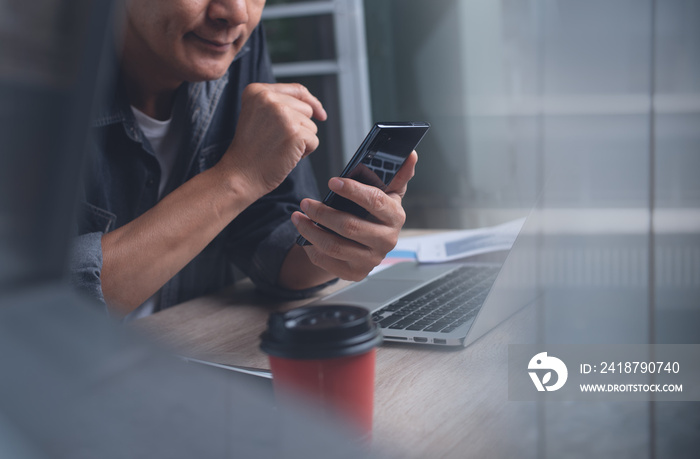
[291,151,418,282]
[217,82,327,202]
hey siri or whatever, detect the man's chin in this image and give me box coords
[184,65,231,83]
[179,55,234,82]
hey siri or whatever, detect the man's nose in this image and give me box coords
[208,0,250,27]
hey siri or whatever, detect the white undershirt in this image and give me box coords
[131,105,179,198]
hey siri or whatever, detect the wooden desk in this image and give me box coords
[134,273,539,458]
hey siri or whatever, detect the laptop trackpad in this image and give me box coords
[318,279,418,309]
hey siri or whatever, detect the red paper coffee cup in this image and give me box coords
[260,305,382,437]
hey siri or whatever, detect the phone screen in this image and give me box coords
[297,122,430,246]
[327,123,429,218]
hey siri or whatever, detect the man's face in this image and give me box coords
[123,0,266,83]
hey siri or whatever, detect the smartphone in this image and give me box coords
[296,121,430,246]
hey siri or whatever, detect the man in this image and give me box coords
[72,0,417,318]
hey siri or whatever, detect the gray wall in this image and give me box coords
[365,0,699,226]
[366,1,700,457]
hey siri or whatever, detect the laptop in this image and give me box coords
[307,213,540,347]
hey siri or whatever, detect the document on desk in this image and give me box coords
[376,217,525,269]
[415,218,525,263]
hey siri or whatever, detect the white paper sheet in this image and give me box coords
[415,218,525,263]
[368,218,525,275]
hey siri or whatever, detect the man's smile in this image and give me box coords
[188,32,239,52]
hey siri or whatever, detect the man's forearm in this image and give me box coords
[277,243,338,291]
[101,166,257,316]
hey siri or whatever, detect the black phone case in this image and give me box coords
[296,122,430,246]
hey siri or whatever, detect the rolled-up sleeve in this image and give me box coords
[249,218,337,300]
[225,158,336,299]
[69,232,106,305]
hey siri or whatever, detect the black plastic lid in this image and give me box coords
[259,305,383,360]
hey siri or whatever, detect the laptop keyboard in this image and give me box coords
[371,265,500,334]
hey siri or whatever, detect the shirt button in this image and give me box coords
[146,178,155,187]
